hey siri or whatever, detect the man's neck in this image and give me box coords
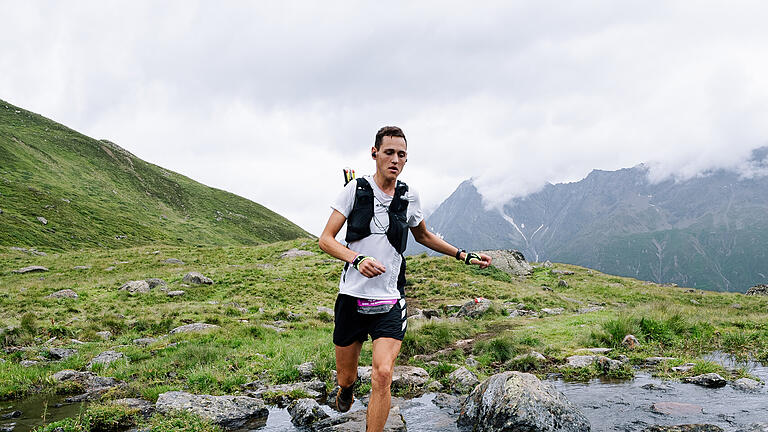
[372,171,396,195]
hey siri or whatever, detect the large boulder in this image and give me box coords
[287,398,329,427]
[183,272,213,285]
[745,284,768,296]
[156,391,268,431]
[458,371,590,432]
[457,298,494,318]
[682,373,727,388]
[447,366,479,394]
[478,250,533,276]
[314,405,405,432]
[53,370,125,401]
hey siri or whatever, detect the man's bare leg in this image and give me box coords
[335,341,363,388]
[366,337,401,432]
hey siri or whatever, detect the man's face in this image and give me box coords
[374,136,407,181]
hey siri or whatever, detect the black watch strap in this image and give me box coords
[455,249,466,260]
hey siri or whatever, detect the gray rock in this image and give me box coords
[671,363,696,373]
[12,266,49,274]
[48,348,77,360]
[145,278,167,289]
[745,284,768,296]
[596,356,624,372]
[645,356,676,366]
[167,290,185,297]
[577,348,612,355]
[565,355,597,368]
[297,361,316,380]
[156,391,269,431]
[514,351,547,362]
[542,260,553,268]
[426,380,444,392]
[111,398,155,416]
[622,334,640,349]
[314,405,405,432]
[96,331,112,341]
[37,216,48,225]
[182,272,213,285]
[163,258,184,264]
[465,356,479,367]
[641,382,675,392]
[557,279,569,288]
[682,373,727,388]
[133,337,160,346]
[246,380,326,406]
[457,298,493,318]
[432,392,462,414]
[53,370,124,399]
[73,265,91,270]
[280,248,315,259]
[478,249,533,276]
[119,280,150,294]
[88,350,126,369]
[355,365,430,391]
[316,306,334,316]
[458,371,590,432]
[287,398,329,427]
[20,360,39,367]
[541,308,564,315]
[447,366,479,394]
[46,289,78,299]
[577,306,604,314]
[170,323,220,334]
[551,269,575,275]
[735,424,768,432]
[104,266,115,272]
[732,377,763,392]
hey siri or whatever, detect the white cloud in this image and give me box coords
[3,1,768,233]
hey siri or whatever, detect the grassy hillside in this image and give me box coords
[0,100,309,251]
[2,239,767,406]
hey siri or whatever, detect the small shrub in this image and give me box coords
[590,316,641,348]
[20,312,37,333]
[474,337,516,363]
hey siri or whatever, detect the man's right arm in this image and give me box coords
[318,209,386,278]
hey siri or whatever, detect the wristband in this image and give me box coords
[455,249,466,261]
[352,255,374,271]
[464,252,481,265]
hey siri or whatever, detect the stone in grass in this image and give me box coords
[182,272,213,285]
[12,266,49,274]
[156,391,269,431]
[458,371,590,432]
[356,366,430,391]
[73,265,91,270]
[457,298,493,318]
[46,289,78,299]
[565,355,597,368]
[145,278,167,289]
[96,331,112,341]
[447,366,479,394]
[48,348,78,360]
[297,361,316,380]
[287,398,329,427]
[732,378,763,392]
[37,216,48,225]
[169,323,220,334]
[163,258,184,264]
[622,334,640,349]
[111,398,155,416]
[167,290,185,297]
[133,337,160,346]
[119,280,150,294]
[88,350,126,369]
[682,373,727,388]
[280,248,315,259]
[21,360,39,367]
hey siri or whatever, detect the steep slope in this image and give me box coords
[0,100,309,250]
[410,160,768,292]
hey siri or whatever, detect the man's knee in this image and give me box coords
[371,364,393,389]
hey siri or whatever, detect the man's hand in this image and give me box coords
[354,255,387,278]
[466,252,492,269]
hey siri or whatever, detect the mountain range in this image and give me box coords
[409,155,768,292]
[0,100,308,250]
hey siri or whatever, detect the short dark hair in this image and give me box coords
[374,126,407,150]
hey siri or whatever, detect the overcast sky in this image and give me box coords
[3,1,768,235]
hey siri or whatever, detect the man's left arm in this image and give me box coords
[410,221,492,268]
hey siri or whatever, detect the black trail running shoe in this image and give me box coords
[334,384,354,412]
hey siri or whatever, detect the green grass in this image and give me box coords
[0,99,309,251]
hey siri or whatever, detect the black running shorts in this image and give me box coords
[333,257,407,346]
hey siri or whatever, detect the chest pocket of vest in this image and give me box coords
[387,185,409,254]
[345,181,374,243]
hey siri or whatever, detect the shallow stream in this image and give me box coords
[3,353,766,432]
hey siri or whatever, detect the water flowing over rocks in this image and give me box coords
[287,398,329,427]
[732,378,762,392]
[644,426,724,432]
[745,284,768,296]
[280,248,315,258]
[156,391,269,431]
[682,373,727,388]
[183,271,213,284]
[169,322,220,334]
[119,280,150,294]
[458,371,590,432]
[650,402,704,415]
[11,266,48,274]
[46,289,78,299]
[478,250,533,276]
[457,298,493,318]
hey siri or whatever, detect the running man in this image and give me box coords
[319,126,492,431]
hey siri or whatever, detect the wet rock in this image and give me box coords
[96,331,112,341]
[745,284,768,296]
[133,337,159,346]
[48,348,77,360]
[447,366,479,394]
[170,323,219,334]
[297,361,316,380]
[644,425,724,432]
[314,405,405,432]
[167,290,185,297]
[280,248,315,258]
[182,272,213,285]
[671,363,696,373]
[1,410,21,419]
[111,398,155,416]
[623,334,640,349]
[119,280,150,294]
[46,289,78,299]
[88,350,126,369]
[650,402,703,415]
[596,356,623,372]
[156,391,269,431]
[163,258,184,264]
[36,216,48,225]
[145,278,167,289]
[645,357,676,366]
[477,250,533,276]
[641,382,675,392]
[356,366,430,391]
[432,392,462,414]
[287,398,329,427]
[732,378,762,392]
[457,298,493,318]
[458,371,590,432]
[682,373,727,388]
[11,266,49,274]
